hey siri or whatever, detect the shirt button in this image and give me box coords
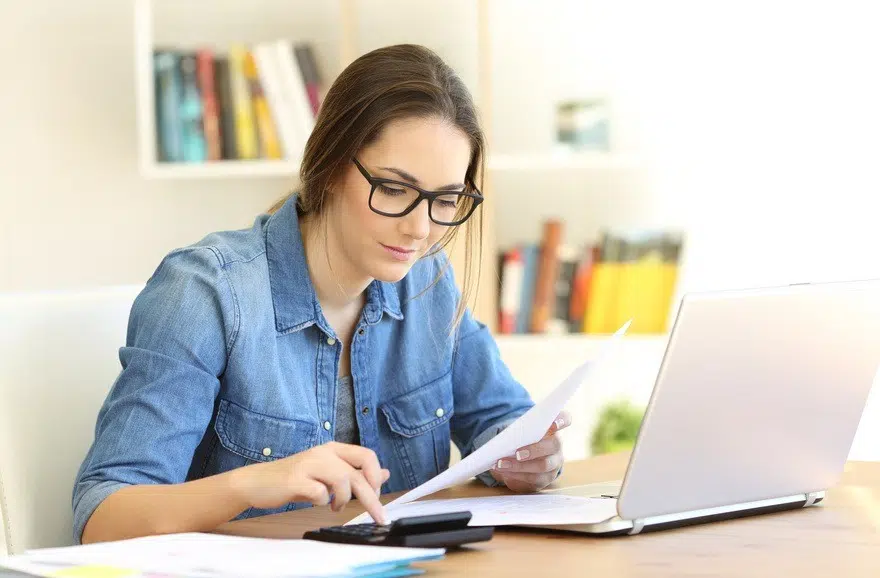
[323,421,332,431]
[358,328,365,336]
[362,407,370,415]
[262,447,272,457]
[326,337,337,346]
[435,408,445,418]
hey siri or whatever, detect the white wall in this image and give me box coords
[487,0,880,296]
[0,0,291,293]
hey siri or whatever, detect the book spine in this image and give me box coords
[546,244,578,334]
[530,220,564,333]
[213,56,237,160]
[294,43,322,117]
[228,44,258,159]
[244,50,282,159]
[196,49,222,161]
[178,52,207,162]
[153,51,183,162]
[498,248,524,334]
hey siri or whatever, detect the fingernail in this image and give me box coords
[555,417,566,429]
[495,459,510,469]
[516,449,530,461]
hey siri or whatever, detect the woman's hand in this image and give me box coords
[230,441,390,524]
[489,411,570,493]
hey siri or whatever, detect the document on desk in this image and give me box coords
[0,532,445,578]
[370,495,619,527]
[349,320,631,525]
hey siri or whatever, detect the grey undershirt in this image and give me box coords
[334,375,360,444]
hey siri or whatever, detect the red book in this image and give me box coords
[196,49,222,161]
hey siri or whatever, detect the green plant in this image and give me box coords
[590,398,645,455]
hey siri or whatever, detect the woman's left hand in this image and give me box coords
[490,411,570,492]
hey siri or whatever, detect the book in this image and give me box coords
[530,220,563,333]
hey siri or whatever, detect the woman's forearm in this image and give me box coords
[80,468,252,544]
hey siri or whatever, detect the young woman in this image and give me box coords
[73,44,570,545]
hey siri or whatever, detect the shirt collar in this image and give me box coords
[265,196,403,335]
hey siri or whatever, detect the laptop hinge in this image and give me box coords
[628,519,646,535]
[804,492,821,507]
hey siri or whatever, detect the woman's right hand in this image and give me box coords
[230,442,390,524]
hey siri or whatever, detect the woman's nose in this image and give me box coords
[400,199,431,240]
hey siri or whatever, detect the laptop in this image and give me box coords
[538,279,880,536]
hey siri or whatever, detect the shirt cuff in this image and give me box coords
[470,418,518,488]
[73,480,129,544]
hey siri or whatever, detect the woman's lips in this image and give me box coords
[381,244,417,261]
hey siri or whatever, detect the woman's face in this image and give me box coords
[327,116,472,284]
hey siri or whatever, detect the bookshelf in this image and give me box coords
[131,0,677,343]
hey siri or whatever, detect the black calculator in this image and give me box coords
[303,511,494,548]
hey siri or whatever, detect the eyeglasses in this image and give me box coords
[353,157,483,226]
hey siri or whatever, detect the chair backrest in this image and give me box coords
[0,285,142,554]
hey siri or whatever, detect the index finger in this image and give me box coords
[330,443,384,490]
[350,470,388,525]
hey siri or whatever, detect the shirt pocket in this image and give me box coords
[209,399,320,518]
[214,399,320,463]
[380,370,455,489]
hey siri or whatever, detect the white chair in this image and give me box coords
[0,285,143,554]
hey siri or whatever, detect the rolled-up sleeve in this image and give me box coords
[72,247,237,543]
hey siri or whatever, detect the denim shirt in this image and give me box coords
[72,196,534,543]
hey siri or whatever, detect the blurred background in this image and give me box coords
[1,0,878,460]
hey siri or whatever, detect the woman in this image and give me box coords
[73,44,569,545]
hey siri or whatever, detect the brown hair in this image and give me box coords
[269,44,485,330]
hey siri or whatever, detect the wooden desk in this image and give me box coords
[215,452,880,576]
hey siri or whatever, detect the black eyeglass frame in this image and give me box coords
[352,157,484,226]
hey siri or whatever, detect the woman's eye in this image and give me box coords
[378,184,406,196]
[436,196,460,208]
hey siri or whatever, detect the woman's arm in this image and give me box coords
[81,469,249,543]
[81,442,390,544]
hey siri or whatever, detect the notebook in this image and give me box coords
[0,532,445,578]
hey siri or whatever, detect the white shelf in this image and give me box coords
[140,159,300,179]
[487,151,643,172]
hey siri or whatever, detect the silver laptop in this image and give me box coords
[539,279,880,535]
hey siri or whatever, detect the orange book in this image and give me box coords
[529,220,563,333]
[568,244,599,332]
[196,50,222,161]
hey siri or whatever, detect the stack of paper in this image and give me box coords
[349,321,631,527]
[0,533,444,578]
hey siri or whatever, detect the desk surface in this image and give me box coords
[216,452,880,576]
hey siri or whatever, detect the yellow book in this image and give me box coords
[583,234,623,334]
[228,45,258,159]
[243,50,282,159]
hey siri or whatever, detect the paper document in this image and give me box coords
[1,532,444,578]
[363,495,619,527]
[349,320,630,525]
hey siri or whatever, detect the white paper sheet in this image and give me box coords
[358,495,619,527]
[2,533,444,578]
[348,320,630,525]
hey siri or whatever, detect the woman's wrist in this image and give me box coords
[224,464,257,511]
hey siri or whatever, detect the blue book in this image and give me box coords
[153,51,183,162]
[516,244,539,333]
[178,52,207,162]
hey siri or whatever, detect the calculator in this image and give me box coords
[303,511,494,548]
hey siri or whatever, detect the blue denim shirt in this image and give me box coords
[72,196,534,543]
